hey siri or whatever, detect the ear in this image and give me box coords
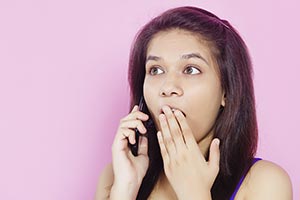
[221,91,226,107]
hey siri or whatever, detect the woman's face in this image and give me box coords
[143,29,225,148]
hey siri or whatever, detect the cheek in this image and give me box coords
[143,78,165,131]
[187,85,223,139]
[143,79,158,117]
[143,76,162,104]
[143,78,156,106]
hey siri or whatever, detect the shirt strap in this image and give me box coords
[229,158,262,200]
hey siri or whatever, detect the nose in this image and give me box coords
[159,74,183,97]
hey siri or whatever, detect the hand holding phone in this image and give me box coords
[129,97,146,156]
[111,97,151,198]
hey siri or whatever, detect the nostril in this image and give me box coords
[161,91,180,97]
[159,83,184,97]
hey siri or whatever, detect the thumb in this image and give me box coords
[208,138,220,173]
[138,136,148,156]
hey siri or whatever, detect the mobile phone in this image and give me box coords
[129,96,147,157]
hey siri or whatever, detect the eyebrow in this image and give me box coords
[146,53,209,65]
[181,53,208,64]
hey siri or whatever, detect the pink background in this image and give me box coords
[0,0,299,199]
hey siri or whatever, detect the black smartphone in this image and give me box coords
[129,96,147,157]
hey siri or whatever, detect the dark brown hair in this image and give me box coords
[128,6,258,200]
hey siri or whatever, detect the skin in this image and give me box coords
[144,29,225,157]
[143,29,224,199]
[95,29,293,200]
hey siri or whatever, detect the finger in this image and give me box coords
[131,105,139,112]
[157,131,170,165]
[138,136,148,156]
[208,138,220,174]
[120,119,147,134]
[121,110,149,122]
[162,106,186,150]
[112,128,135,153]
[174,110,198,149]
[159,113,177,158]
[119,128,136,144]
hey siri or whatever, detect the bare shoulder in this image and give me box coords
[95,162,114,200]
[241,159,293,200]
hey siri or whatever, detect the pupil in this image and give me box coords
[152,68,157,75]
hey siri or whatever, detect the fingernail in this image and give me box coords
[143,114,149,120]
[157,131,162,139]
[159,113,165,120]
[132,105,138,112]
[215,139,220,146]
[174,110,180,116]
[142,126,147,133]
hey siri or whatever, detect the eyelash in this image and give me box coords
[184,66,202,74]
[148,66,163,75]
[147,65,202,75]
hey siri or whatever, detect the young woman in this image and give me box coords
[96,6,292,200]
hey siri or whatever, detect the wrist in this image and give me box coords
[177,190,212,200]
[110,182,139,200]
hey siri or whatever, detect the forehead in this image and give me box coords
[146,29,215,59]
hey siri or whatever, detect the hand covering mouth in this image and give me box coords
[160,106,186,117]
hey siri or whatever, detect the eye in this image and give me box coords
[183,66,201,75]
[149,66,164,75]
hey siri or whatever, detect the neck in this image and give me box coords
[197,129,214,160]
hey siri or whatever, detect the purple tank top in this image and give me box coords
[229,158,262,200]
